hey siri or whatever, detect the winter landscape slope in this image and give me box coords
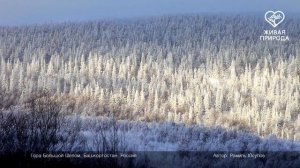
[0,14,300,167]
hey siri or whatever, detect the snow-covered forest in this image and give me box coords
[0,15,300,167]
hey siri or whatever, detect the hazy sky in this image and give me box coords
[0,0,299,25]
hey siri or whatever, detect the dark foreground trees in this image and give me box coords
[0,91,63,153]
[0,90,131,167]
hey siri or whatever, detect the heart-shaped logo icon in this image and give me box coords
[265,11,285,28]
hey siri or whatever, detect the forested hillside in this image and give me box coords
[0,15,300,161]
